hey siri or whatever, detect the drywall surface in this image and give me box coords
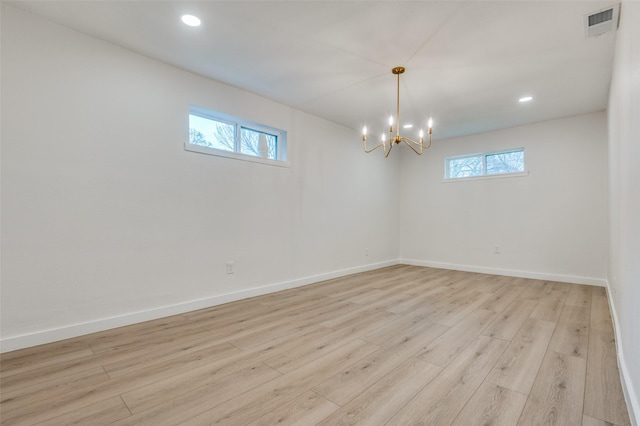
[399,112,608,285]
[607,1,640,423]
[0,5,400,350]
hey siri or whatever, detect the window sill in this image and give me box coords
[442,171,529,183]
[185,143,291,168]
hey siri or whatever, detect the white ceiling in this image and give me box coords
[9,1,619,140]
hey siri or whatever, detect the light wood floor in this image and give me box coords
[0,265,631,425]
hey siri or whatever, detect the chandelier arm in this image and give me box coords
[401,136,419,145]
[384,140,394,158]
[402,138,423,155]
[424,133,432,150]
[363,139,385,153]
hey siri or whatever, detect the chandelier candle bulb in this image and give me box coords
[362,126,367,141]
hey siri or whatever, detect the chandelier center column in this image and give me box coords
[392,67,405,143]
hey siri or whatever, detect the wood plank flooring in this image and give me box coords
[0,265,631,425]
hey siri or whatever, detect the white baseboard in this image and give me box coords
[399,258,607,287]
[605,280,639,426]
[0,259,610,354]
[0,259,398,353]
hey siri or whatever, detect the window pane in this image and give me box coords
[189,114,235,152]
[486,150,524,175]
[240,127,278,160]
[448,155,483,178]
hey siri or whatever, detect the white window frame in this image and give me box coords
[186,105,289,167]
[443,148,528,182]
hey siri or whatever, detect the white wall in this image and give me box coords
[399,112,608,285]
[607,1,640,423]
[0,5,400,351]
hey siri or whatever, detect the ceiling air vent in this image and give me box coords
[585,5,619,38]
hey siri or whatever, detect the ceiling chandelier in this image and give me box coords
[362,66,433,157]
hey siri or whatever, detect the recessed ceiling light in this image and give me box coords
[403,124,414,129]
[181,15,201,27]
[519,96,533,103]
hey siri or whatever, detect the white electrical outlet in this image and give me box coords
[226,261,234,274]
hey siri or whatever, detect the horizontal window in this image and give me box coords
[186,106,288,166]
[445,148,525,180]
